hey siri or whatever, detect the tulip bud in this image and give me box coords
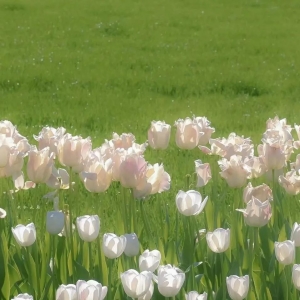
[195,160,211,187]
[12,223,36,247]
[175,118,201,150]
[0,207,6,218]
[226,275,249,300]
[206,228,230,253]
[76,280,107,300]
[291,223,300,247]
[139,249,161,272]
[56,284,76,300]
[76,215,100,242]
[120,269,153,298]
[124,233,140,256]
[176,190,208,216]
[57,134,92,172]
[147,121,171,150]
[11,294,33,300]
[275,240,295,265]
[292,264,300,290]
[243,182,272,204]
[46,211,65,235]
[185,291,208,300]
[103,233,126,259]
[156,265,185,297]
[236,197,272,227]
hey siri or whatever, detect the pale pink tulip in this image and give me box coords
[244,156,267,178]
[194,159,211,187]
[218,155,251,188]
[175,118,201,150]
[237,197,272,227]
[111,132,135,149]
[243,183,272,203]
[57,134,91,172]
[193,116,215,145]
[278,170,300,195]
[148,121,171,150]
[27,147,54,183]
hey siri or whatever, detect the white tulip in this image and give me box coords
[102,233,126,259]
[12,223,36,247]
[185,291,208,300]
[139,249,161,272]
[291,223,300,247]
[76,280,107,300]
[156,265,185,297]
[138,281,154,300]
[292,264,300,290]
[11,294,33,300]
[275,240,295,265]
[0,207,6,218]
[226,275,249,300]
[206,228,230,253]
[76,215,100,242]
[147,120,171,150]
[120,269,153,298]
[56,284,76,300]
[124,233,140,257]
[176,190,208,216]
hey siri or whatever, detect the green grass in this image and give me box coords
[1,0,300,143]
[1,0,300,299]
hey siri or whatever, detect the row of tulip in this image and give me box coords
[2,116,300,299]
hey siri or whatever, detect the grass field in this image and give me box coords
[1,0,300,299]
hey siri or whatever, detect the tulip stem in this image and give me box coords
[89,242,93,276]
[51,235,56,300]
[222,252,227,300]
[108,259,115,298]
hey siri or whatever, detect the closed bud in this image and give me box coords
[46,211,65,235]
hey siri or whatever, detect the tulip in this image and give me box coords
[194,160,211,187]
[218,155,251,188]
[11,294,33,300]
[46,211,65,235]
[0,207,6,218]
[206,133,254,159]
[47,167,70,190]
[291,223,300,247]
[257,140,289,170]
[278,170,300,195]
[34,126,66,155]
[81,154,113,193]
[103,233,126,259]
[244,156,267,179]
[193,116,215,145]
[236,197,272,227]
[57,134,92,172]
[120,269,153,298]
[76,215,100,242]
[206,228,230,253]
[145,163,171,194]
[275,240,295,265]
[176,190,208,216]
[27,147,54,183]
[148,120,171,150]
[119,153,148,188]
[175,118,201,149]
[139,249,161,272]
[76,280,107,300]
[156,264,185,297]
[111,132,135,149]
[266,116,292,142]
[124,233,140,256]
[292,264,300,290]
[226,275,249,300]
[138,280,154,300]
[12,223,36,247]
[290,154,300,172]
[185,291,208,300]
[243,182,272,203]
[56,284,76,300]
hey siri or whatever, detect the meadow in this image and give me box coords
[1,0,300,299]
